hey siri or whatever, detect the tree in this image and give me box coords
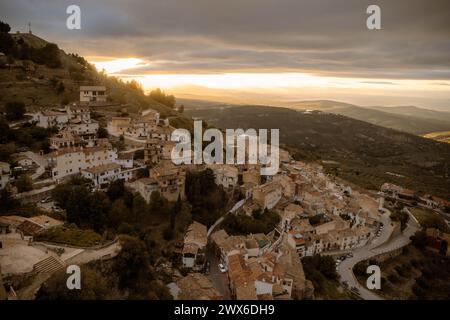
[149,191,169,216]
[132,194,148,224]
[107,179,126,202]
[0,21,11,33]
[439,240,448,256]
[0,188,19,212]
[0,119,14,144]
[5,101,26,121]
[36,266,111,300]
[16,175,33,193]
[149,88,176,108]
[35,43,61,68]
[0,21,15,55]
[411,230,427,248]
[97,127,108,139]
[56,82,65,94]
[108,199,131,228]
[136,167,149,179]
[170,194,182,230]
[114,236,150,290]
[178,104,184,113]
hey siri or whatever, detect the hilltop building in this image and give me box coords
[79,86,107,103]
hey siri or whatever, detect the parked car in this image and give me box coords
[218,263,227,273]
[41,197,51,203]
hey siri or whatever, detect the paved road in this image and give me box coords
[206,247,230,299]
[337,209,420,300]
[207,199,245,237]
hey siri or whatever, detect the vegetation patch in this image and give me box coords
[222,209,280,236]
[35,226,102,247]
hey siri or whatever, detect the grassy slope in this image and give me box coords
[0,33,190,126]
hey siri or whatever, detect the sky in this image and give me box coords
[1,0,450,108]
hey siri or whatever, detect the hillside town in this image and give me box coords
[1,84,449,301]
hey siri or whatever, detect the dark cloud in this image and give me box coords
[1,0,449,79]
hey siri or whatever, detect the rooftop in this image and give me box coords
[80,86,106,91]
[176,273,222,300]
[82,163,120,174]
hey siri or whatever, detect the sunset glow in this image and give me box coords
[88,57,450,106]
[91,58,149,74]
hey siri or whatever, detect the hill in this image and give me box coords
[287,100,450,135]
[185,104,450,199]
[0,32,189,125]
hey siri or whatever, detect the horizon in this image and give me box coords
[2,0,450,109]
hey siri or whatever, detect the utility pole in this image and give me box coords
[28,22,32,34]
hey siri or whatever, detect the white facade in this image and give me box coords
[115,152,134,169]
[68,121,99,135]
[32,111,69,129]
[80,86,107,103]
[131,178,159,203]
[46,146,118,181]
[81,163,135,187]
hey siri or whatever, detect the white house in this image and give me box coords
[129,178,159,203]
[32,110,69,129]
[115,152,134,169]
[80,86,107,103]
[45,146,118,181]
[81,163,135,187]
[67,120,99,136]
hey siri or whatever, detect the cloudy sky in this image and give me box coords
[1,0,450,107]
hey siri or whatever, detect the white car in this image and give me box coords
[218,263,227,273]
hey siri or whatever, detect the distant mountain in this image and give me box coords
[369,105,450,122]
[185,104,450,199]
[287,100,450,135]
[181,97,450,135]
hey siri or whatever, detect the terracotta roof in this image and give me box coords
[184,221,208,248]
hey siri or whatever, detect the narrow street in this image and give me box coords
[205,246,230,299]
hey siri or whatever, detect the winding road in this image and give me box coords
[336,207,420,300]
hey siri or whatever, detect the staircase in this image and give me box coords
[33,256,65,274]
